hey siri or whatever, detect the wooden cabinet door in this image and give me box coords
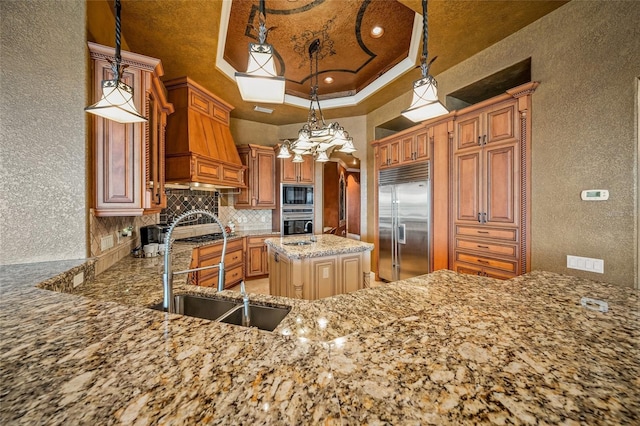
[280,157,298,183]
[246,244,266,277]
[388,140,401,167]
[454,150,482,223]
[401,136,415,163]
[456,113,481,151]
[235,149,251,206]
[414,130,429,161]
[484,143,518,226]
[378,143,390,168]
[297,155,315,184]
[485,103,517,146]
[269,250,290,297]
[92,61,143,215]
[254,148,276,207]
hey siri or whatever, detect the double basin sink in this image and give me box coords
[151,294,290,332]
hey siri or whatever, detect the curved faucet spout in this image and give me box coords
[162,209,228,313]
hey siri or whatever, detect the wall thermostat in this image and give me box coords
[581,189,609,201]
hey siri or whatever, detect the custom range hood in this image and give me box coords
[164,77,246,190]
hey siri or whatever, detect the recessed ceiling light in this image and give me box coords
[254,105,274,114]
[370,26,384,38]
[324,76,334,84]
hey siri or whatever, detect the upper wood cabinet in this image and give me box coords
[88,42,174,217]
[373,125,429,169]
[163,77,246,189]
[279,154,315,184]
[235,145,276,209]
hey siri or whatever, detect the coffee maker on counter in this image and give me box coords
[140,225,168,246]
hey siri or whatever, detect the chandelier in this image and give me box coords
[277,39,356,163]
[235,0,285,104]
[401,0,448,122]
[85,0,147,124]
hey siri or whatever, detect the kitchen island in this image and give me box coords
[265,234,374,300]
[1,251,638,424]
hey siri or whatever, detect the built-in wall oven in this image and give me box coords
[281,184,314,235]
[282,185,313,206]
[282,207,313,235]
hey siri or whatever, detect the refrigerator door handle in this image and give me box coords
[397,223,406,244]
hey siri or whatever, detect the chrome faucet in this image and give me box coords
[162,209,228,313]
[240,281,250,327]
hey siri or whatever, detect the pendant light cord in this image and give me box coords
[112,0,123,81]
[422,0,428,60]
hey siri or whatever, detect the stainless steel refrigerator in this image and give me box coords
[378,162,430,282]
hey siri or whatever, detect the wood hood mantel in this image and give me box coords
[164,77,246,189]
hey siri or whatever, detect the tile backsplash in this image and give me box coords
[161,189,272,232]
[160,190,219,225]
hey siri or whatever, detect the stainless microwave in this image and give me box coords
[282,185,313,205]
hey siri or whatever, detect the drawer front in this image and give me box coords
[199,263,244,288]
[456,238,517,258]
[198,239,243,259]
[456,225,517,242]
[456,252,517,274]
[247,236,268,246]
[454,263,515,280]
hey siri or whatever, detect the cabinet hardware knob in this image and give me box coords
[478,213,482,223]
[483,135,487,145]
[477,230,489,234]
[477,259,489,264]
[483,212,487,223]
[477,245,489,249]
[478,136,482,146]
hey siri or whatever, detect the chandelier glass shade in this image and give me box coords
[401,0,449,122]
[235,1,285,104]
[85,0,147,124]
[277,39,356,162]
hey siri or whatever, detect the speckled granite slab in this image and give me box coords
[1,254,638,425]
[264,234,373,259]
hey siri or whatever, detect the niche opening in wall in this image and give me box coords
[446,58,532,110]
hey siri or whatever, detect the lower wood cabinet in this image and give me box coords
[268,248,370,300]
[189,238,244,289]
[245,235,270,278]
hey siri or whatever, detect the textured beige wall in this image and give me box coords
[230,118,280,146]
[0,0,87,265]
[367,0,640,287]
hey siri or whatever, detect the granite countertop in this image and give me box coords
[265,234,374,259]
[0,249,638,424]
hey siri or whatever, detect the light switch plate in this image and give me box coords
[567,255,604,273]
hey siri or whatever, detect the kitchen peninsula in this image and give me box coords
[0,256,638,424]
[265,234,373,300]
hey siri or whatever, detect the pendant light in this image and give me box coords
[277,39,356,162]
[85,0,147,124]
[235,0,285,104]
[401,0,448,122]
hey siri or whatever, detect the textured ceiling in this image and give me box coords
[101,0,568,125]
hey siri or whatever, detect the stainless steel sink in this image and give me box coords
[283,241,312,246]
[151,294,240,321]
[219,304,291,332]
[150,294,290,331]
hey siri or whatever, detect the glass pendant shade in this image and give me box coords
[338,139,356,153]
[292,153,304,163]
[235,43,285,104]
[85,79,147,124]
[277,143,292,158]
[315,151,330,162]
[401,76,448,122]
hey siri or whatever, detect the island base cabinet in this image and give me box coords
[268,248,370,300]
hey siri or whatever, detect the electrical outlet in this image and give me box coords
[101,235,114,251]
[567,255,604,273]
[73,272,84,288]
